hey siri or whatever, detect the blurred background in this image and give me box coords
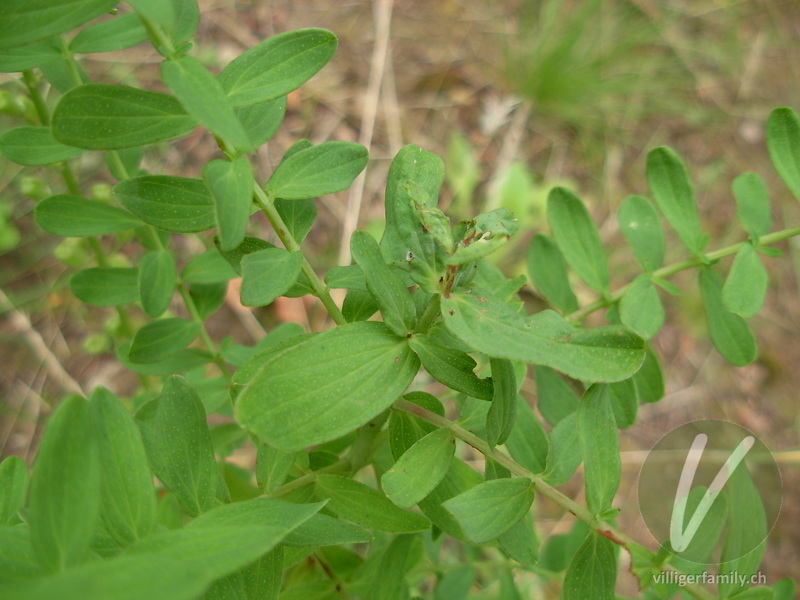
[1,0,799,593]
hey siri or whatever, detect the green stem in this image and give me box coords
[569,225,800,323]
[253,185,347,326]
[178,283,233,385]
[21,70,49,125]
[268,458,350,498]
[136,15,178,59]
[58,36,84,88]
[393,399,716,600]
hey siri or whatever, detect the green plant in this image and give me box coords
[0,2,798,599]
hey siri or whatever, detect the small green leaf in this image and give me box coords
[127,0,199,52]
[608,377,638,428]
[497,512,539,567]
[534,365,579,426]
[618,195,665,271]
[162,56,253,153]
[34,195,141,237]
[90,387,157,546]
[138,250,176,318]
[114,176,214,233]
[442,478,534,544]
[342,288,379,322]
[434,564,475,600]
[766,107,800,201]
[29,396,100,572]
[189,282,226,319]
[547,187,608,293]
[236,322,419,451]
[446,208,518,265]
[351,230,416,336]
[275,197,316,242]
[733,173,771,240]
[526,233,578,313]
[563,532,617,600]
[0,0,118,50]
[219,28,338,108]
[182,248,239,283]
[236,96,286,147]
[699,268,757,366]
[136,376,220,517]
[367,534,417,600]
[389,392,444,460]
[619,275,665,339]
[265,141,368,200]
[646,147,706,254]
[722,242,768,318]
[0,37,60,72]
[382,428,455,509]
[543,412,581,485]
[577,385,620,515]
[256,443,297,494]
[128,318,200,364]
[486,358,517,448]
[282,513,373,547]
[314,474,430,533]
[52,84,196,150]
[0,126,84,166]
[217,236,274,276]
[324,264,367,292]
[70,267,139,306]
[0,455,28,525]
[203,157,254,252]
[441,289,645,383]
[69,12,148,53]
[418,459,483,541]
[408,335,493,400]
[631,345,664,403]
[504,395,548,474]
[240,247,303,307]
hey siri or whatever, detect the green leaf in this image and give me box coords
[0,0,118,50]
[342,289,379,322]
[219,28,338,108]
[389,392,444,460]
[236,321,419,451]
[70,267,139,306]
[236,96,286,147]
[486,358,517,448]
[138,250,176,318]
[646,147,706,254]
[442,478,534,544]
[0,456,28,525]
[265,141,368,200]
[366,534,417,600]
[543,412,582,485]
[240,248,303,307]
[351,230,416,336]
[733,173,771,240]
[117,342,212,376]
[434,564,475,600]
[52,84,196,150]
[182,248,239,283]
[408,335,493,400]
[34,195,141,237]
[699,268,757,366]
[217,236,274,276]
[446,208,518,265]
[577,385,620,515]
[418,459,483,540]
[114,176,214,233]
[275,197,316,242]
[313,474,430,533]
[563,532,617,600]
[282,513,373,547]
[161,56,253,153]
[766,107,800,201]
[608,377,638,428]
[136,376,220,517]
[770,579,796,600]
[504,395,548,474]
[631,345,664,403]
[722,242,768,318]
[382,428,455,509]
[0,37,60,72]
[381,145,447,292]
[256,443,297,494]
[0,126,84,166]
[128,318,200,364]
[618,195,665,271]
[127,0,198,51]
[526,233,578,313]
[547,187,608,292]
[324,264,367,292]
[90,387,157,546]
[28,396,100,572]
[497,512,539,567]
[534,365,579,426]
[189,282,226,319]
[619,275,665,339]
[441,289,645,383]
[69,12,148,53]
[203,157,254,252]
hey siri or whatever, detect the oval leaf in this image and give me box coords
[70,267,139,306]
[240,247,303,307]
[442,478,534,544]
[0,126,84,166]
[547,187,608,293]
[0,37,60,72]
[35,194,141,237]
[408,334,493,400]
[236,96,287,148]
[619,275,665,340]
[563,532,617,600]
[722,242,768,318]
[128,318,200,364]
[618,195,665,271]
[382,428,455,509]
[203,157,254,252]
[138,250,177,318]
[114,176,215,233]
[0,455,28,525]
[526,233,579,313]
[235,321,419,451]
[766,107,800,201]
[699,268,757,366]
[577,385,620,515]
[52,84,196,149]
[535,365,579,426]
[486,358,517,448]
[265,141,368,200]
[733,173,771,240]
[68,12,148,54]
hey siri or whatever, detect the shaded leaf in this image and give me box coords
[0,455,28,525]
[69,12,147,54]
[138,250,176,318]
[70,267,139,306]
[408,335,493,400]
[722,242,767,318]
[275,197,316,242]
[563,532,617,600]
[486,358,517,448]
[618,195,665,271]
[577,385,620,514]
[0,126,84,166]
[766,107,800,201]
[114,176,214,233]
[526,233,578,313]
[204,157,254,252]
[534,365,579,427]
[240,248,303,307]
[733,173,771,240]
[699,268,757,366]
[35,195,141,237]
[543,412,581,485]
[128,318,200,364]
[619,275,664,339]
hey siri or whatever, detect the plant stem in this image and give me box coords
[253,185,347,326]
[392,399,716,600]
[568,225,800,323]
[178,283,233,385]
[21,70,49,125]
[268,458,351,498]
